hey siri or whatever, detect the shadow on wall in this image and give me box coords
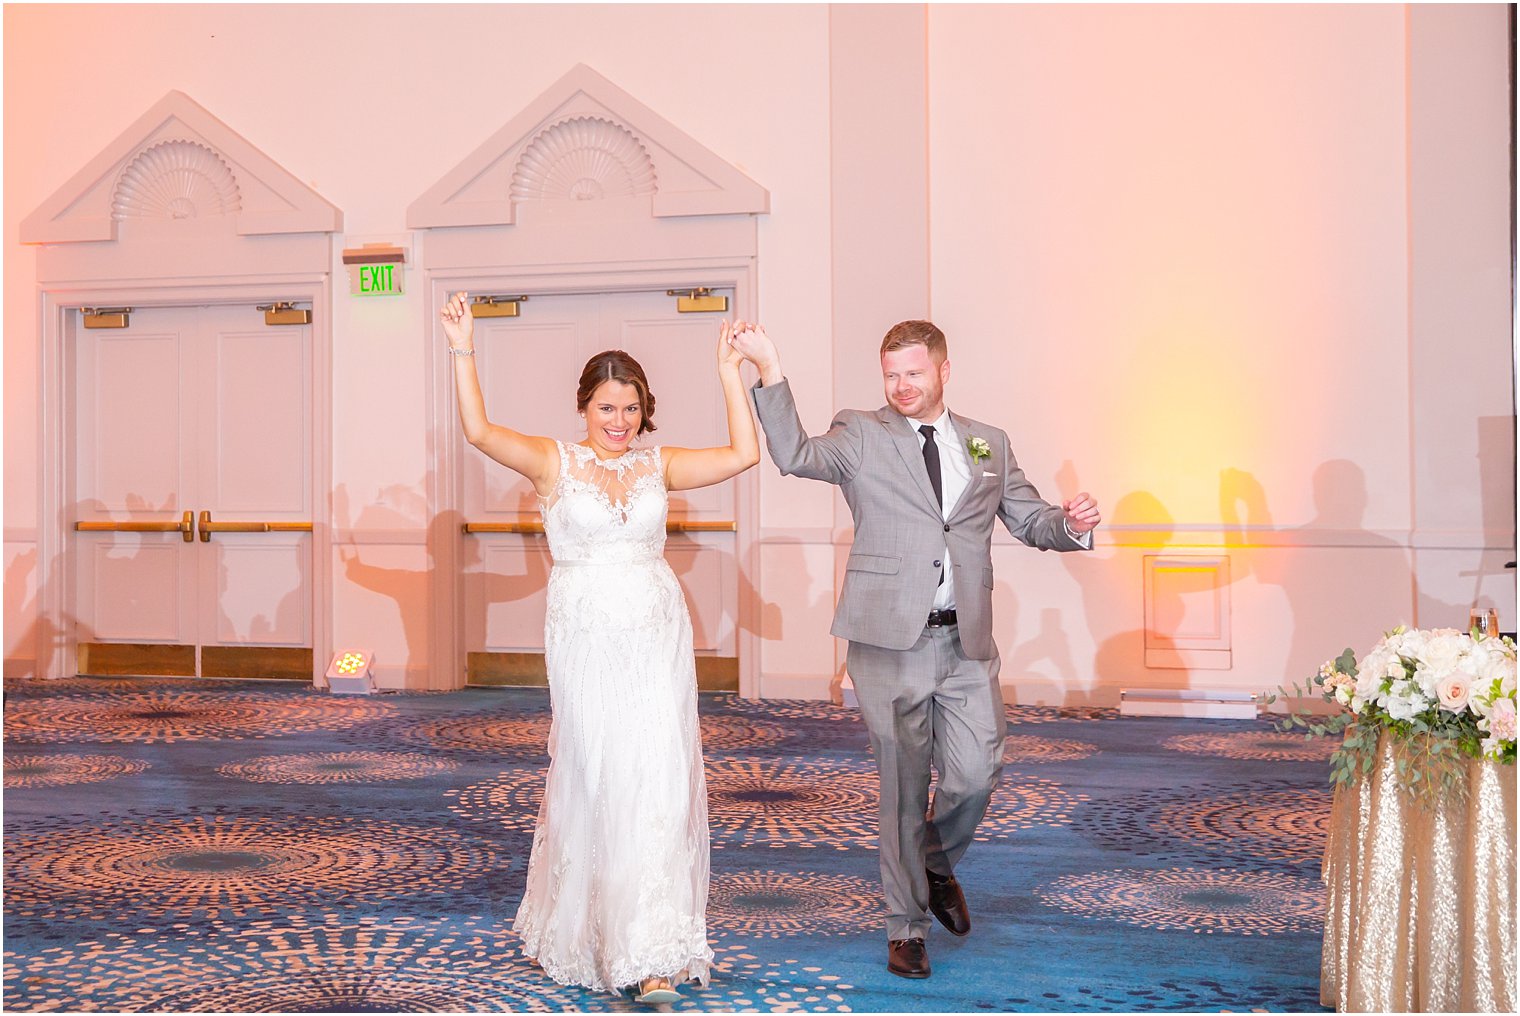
[740,537,831,699]
[1059,482,1180,699]
[1024,458,1452,704]
[1442,414,1517,624]
[334,458,550,687]
[5,500,94,680]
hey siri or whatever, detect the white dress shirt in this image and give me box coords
[914,408,1091,612]
[912,408,970,611]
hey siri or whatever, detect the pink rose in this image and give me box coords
[1436,672,1473,713]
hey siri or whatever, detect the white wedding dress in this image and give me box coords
[513,440,713,993]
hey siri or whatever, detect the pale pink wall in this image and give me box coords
[3,4,831,685]
[926,3,1513,701]
[1406,4,1515,629]
[5,4,1512,700]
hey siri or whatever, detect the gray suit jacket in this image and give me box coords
[752,378,1088,660]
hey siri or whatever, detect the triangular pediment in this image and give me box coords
[408,64,767,229]
[22,90,341,244]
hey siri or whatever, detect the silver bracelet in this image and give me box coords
[448,347,476,357]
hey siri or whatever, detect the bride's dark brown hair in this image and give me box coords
[576,350,657,435]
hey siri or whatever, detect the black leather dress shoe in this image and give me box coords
[926,869,971,936]
[887,937,930,978]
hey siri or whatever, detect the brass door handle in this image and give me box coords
[198,511,314,542]
[77,511,196,543]
[462,519,736,534]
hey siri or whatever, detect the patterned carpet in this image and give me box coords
[2,677,1332,1012]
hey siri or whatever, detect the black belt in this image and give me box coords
[926,609,958,628]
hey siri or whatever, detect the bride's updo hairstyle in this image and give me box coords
[576,350,658,435]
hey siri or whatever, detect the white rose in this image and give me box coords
[1413,664,1442,699]
[1393,628,1434,657]
[1470,642,1514,684]
[1381,679,1427,722]
[1420,631,1470,678]
[1356,648,1392,699]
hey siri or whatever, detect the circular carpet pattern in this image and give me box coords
[343,709,794,758]
[2,676,251,696]
[340,711,552,757]
[1163,730,1337,762]
[447,758,1085,852]
[216,750,460,784]
[992,977,1324,1013]
[698,713,793,751]
[4,811,505,921]
[4,690,392,744]
[722,697,859,722]
[705,758,882,850]
[716,698,870,750]
[1,915,586,1013]
[1,918,858,1013]
[1005,704,1119,725]
[1035,867,1325,935]
[1002,734,1100,765]
[4,752,149,789]
[706,869,883,937]
[1151,785,1330,864]
[1074,781,1331,866]
[972,775,1089,842]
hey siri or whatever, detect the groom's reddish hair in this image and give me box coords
[880,320,947,362]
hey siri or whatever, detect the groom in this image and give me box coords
[732,320,1100,979]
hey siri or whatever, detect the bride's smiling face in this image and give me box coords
[583,380,643,458]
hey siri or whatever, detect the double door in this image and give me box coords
[71,304,314,680]
[459,287,741,688]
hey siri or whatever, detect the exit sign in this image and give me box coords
[350,263,404,297]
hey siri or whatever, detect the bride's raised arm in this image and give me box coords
[442,291,558,494]
[662,320,762,492]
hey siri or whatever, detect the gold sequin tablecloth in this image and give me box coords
[1321,733,1516,1012]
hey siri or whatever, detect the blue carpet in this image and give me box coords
[3,678,1332,1012]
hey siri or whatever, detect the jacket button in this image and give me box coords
[943,523,951,532]
[932,559,942,568]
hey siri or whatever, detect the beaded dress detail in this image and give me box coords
[512,440,712,992]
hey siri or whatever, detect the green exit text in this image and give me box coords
[353,263,404,297]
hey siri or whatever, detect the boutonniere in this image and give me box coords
[966,436,991,465]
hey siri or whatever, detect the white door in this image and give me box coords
[72,304,314,680]
[459,287,740,689]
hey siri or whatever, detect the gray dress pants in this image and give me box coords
[847,624,1006,941]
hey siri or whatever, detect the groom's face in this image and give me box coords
[881,344,950,422]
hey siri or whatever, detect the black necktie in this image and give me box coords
[919,424,943,508]
[920,424,945,586]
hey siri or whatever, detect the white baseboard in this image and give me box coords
[1119,687,1259,719]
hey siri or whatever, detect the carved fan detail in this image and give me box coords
[112,141,241,221]
[511,117,657,202]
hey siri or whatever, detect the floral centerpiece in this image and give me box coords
[1273,626,1516,798]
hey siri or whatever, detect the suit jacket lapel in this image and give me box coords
[880,408,942,513]
[947,412,988,523]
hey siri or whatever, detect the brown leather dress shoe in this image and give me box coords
[887,937,931,978]
[926,869,971,936]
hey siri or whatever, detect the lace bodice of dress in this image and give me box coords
[541,441,667,564]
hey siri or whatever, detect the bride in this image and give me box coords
[441,292,761,1003]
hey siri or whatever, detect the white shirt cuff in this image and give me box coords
[1063,519,1093,548]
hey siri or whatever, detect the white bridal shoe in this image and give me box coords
[633,977,681,1004]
